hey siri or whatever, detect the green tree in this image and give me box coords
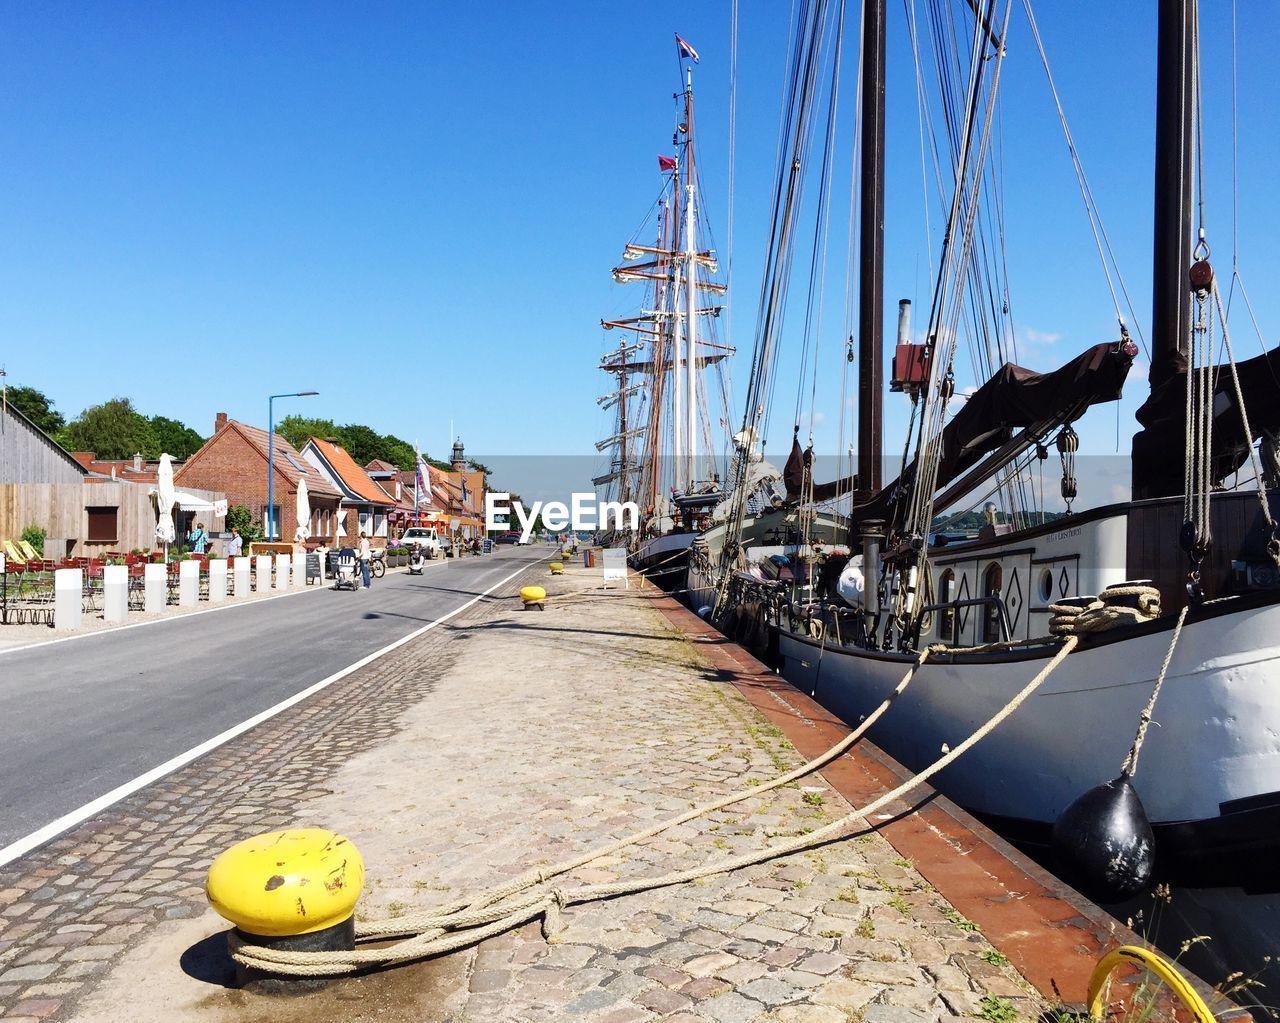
[277,415,340,451]
[5,385,65,436]
[335,423,383,465]
[467,459,492,477]
[149,415,205,460]
[225,503,262,547]
[60,397,155,459]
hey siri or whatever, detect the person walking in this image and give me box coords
[188,521,208,554]
[357,531,372,589]
[226,527,243,557]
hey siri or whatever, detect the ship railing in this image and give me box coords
[918,595,1011,646]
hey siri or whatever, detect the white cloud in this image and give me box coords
[1023,327,1064,345]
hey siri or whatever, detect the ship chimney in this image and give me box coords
[133,452,142,472]
[897,299,912,345]
[215,412,228,433]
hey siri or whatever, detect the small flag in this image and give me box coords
[675,33,700,63]
[658,155,678,172]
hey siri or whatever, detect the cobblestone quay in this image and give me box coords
[0,556,1146,1022]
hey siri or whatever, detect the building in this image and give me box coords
[1,403,223,555]
[300,438,396,548]
[176,413,342,543]
[71,452,168,486]
[1,401,86,486]
[441,439,486,539]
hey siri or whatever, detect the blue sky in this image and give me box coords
[2,2,1278,494]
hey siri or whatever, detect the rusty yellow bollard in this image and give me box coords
[206,828,364,990]
[520,585,547,611]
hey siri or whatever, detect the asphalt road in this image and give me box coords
[0,546,546,854]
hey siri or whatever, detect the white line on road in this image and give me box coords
[0,556,542,869]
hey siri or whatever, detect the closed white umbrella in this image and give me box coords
[294,477,312,542]
[155,453,177,552]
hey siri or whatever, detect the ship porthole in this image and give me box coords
[1039,568,1053,602]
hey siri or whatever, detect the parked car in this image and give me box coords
[494,531,523,545]
[400,526,443,558]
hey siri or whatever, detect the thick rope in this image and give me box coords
[232,637,1079,976]
[1120,604,1190,779]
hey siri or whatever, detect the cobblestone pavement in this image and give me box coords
[2,561,1048,1022]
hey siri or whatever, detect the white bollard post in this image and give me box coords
[103,564,128,623]
[276,553,290,589]
[209,558,227,603]
[55,568,83,631]
[144,563,166,614]
[254,555,270,592]
[234,556,251,596]
[178,559,199,607]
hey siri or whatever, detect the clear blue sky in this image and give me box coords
[2,3,1278,487]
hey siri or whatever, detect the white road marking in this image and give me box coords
[0,556,541,868]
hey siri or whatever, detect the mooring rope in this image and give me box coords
[231,634,1082,976]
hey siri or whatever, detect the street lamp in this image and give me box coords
[267,390,319,541]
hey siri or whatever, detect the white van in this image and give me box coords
[400,526,443,558]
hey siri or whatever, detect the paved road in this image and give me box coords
[0,546,545,852]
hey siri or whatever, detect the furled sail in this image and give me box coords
[1132,342,1280,500]
[853,340,1132,522]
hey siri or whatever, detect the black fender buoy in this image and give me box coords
[1051,775,1154,903]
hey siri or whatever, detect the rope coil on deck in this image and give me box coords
[1049,584,1161,636]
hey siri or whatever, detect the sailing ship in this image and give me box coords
[704,0,1280,893]
[594,41,732,586]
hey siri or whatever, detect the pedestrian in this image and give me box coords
[188,521,208,554]
[357,531,372,589]
[226,527,243,558]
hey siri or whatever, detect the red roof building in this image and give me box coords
[176,413,343,543]
[301,438,397,548]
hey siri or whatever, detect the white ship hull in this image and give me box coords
[777,595,1280,884]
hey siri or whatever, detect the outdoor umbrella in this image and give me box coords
[294,477,311,542]
[155,453,177,558]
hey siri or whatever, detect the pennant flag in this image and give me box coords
[415,456,427,511]
[675,33,700,63]
[658,154,678,172]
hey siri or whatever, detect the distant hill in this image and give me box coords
[932,509,1067,534]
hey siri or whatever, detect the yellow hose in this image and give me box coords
[1087,945,1215,1023]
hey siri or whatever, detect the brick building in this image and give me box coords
[175,413,342,543]
[441,439,486,538]
[300,438,396,549]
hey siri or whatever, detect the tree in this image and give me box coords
[5,385,65,436]
[225,503,262,547]
[60,398,155,459]
[467,459,492,477]
[149,416,205,460]
[277,415,341,452]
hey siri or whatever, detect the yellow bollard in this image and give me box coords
[206,828,364,988]
[549,562,564,575]
[520,585,547,611]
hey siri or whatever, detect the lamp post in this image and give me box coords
[267,391,319,541]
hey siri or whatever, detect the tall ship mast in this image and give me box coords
[595,36,732,577]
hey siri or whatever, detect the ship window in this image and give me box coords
[938,569,956,643]
[982,562,1003,644]
[1039,568,1053,602]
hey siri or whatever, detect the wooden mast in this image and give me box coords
[1132,0,1195,500]
[855,0,886,501]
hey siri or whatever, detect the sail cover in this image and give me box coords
[936,341,1131,487]
[1133,342,1280,499]
[852,341,1132,521]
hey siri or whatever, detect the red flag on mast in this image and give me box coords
[658,155,678,172]
[675,34,700,63]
